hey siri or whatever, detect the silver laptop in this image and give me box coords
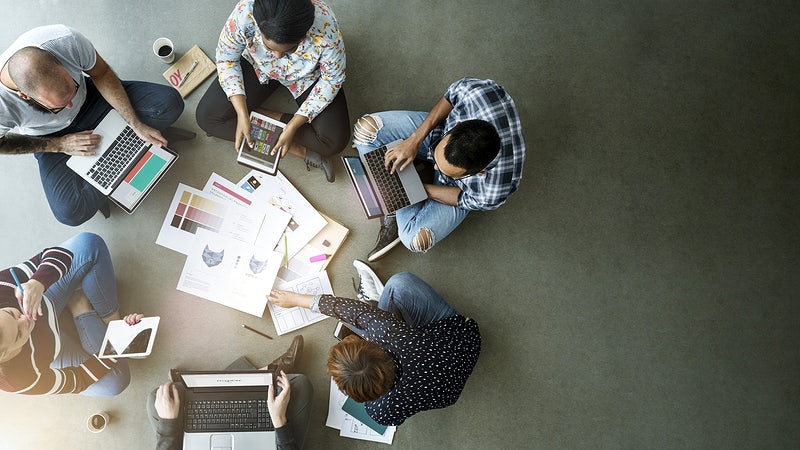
[178,370,277,450]
[341,140,428,219]
[66,109,178,214]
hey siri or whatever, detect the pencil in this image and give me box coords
[282,234,289,268]
[242,324,273,340]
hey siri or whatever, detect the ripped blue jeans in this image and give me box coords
[353,111,469,253]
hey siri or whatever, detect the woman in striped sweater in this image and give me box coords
[0,232,139,396]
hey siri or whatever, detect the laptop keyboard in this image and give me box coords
[186,399,273,432]
[363,146,410,212]
[87,126,146,189]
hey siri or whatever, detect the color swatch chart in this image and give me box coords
[170,191,225,234]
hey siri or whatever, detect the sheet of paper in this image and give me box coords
[156,183,266,255]
[177,229,282,317]
[340,414,396,444]
[326,377,347,430]
[237,170,327,259]
[204,172,293,252]
[326,378,396,444]
[204,172,256,208]
[267,271,333,335]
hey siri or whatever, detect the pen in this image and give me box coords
[242,324,273,340]
[282,234,289,268]
[9,267,24,295]
[177,60,199,87]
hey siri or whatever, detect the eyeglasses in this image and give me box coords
[23,79,79,114]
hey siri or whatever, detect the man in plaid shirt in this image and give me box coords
[353,77,526,261]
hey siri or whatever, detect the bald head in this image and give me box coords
[8,46,72,98]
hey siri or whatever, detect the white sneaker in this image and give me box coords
[353,260,384,303]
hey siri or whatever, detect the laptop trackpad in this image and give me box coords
[210,434,232,450]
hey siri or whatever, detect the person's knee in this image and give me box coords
[99,364,131,397]
[52,210,90,227]
[410,227,435,253]
[353,114,383,146]
[195,97,215,134]
[384,272,417,290]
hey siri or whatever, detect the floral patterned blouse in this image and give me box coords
[216,0,346,122]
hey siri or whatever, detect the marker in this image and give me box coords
[177,60,199,87]
[309,254,330,263]
[242,324,273,340]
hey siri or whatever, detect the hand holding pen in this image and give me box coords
[10,268,45,321]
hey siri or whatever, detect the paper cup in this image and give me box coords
[152,37,175,63]
[87,412,110,433]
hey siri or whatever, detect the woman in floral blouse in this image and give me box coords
[197,0,349,182]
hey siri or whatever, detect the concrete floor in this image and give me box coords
[1,0,799,449]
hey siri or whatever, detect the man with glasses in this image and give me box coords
[0,25,191,226]
[352,77,526,261]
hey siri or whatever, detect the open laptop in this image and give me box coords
[178,370,277,450]
[341,140,428,219]
[66,109,178,214]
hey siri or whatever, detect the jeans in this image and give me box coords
[147,374,314,448]
[195,59,350,157]
[376,272,458,327]
[37,78,184,226]
[46,232,130,396]
[353,111,469,252]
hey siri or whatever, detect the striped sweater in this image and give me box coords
[0,247,118,395]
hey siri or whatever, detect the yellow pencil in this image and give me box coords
[283,234,289,268]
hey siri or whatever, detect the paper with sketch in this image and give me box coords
[177,229,282,317]
[156,183,266,255]
[326,378,396,444]
[204,172,293,251]
[237,170,327,259]
[267,270,332,335]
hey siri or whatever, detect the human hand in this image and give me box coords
[267,370,291,428]
[235,114,253,153]
[155,381,181,419]
[384,137,420,173]
[273,131,294,158]
[124,313,144,325]
[55,131,100,155]
[17,279,45,321]
[131,122,167,148]
[268,290,312,309]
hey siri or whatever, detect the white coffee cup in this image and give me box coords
[87,412,110,433]
[152,37,175,63]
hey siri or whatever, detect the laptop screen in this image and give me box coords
[180,371,272,388]
[342,156,383,219]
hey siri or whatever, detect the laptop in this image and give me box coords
[341,140,428,219]
[178,370,277,450]
[66,109,178,214]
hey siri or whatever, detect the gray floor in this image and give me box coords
[1,0,798,449]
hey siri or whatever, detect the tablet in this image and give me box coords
[98,316,160,359]
[237,111,284,176]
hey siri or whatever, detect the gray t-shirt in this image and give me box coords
[0,24,96,137]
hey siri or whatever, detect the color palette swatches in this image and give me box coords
[170,191,225,234]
